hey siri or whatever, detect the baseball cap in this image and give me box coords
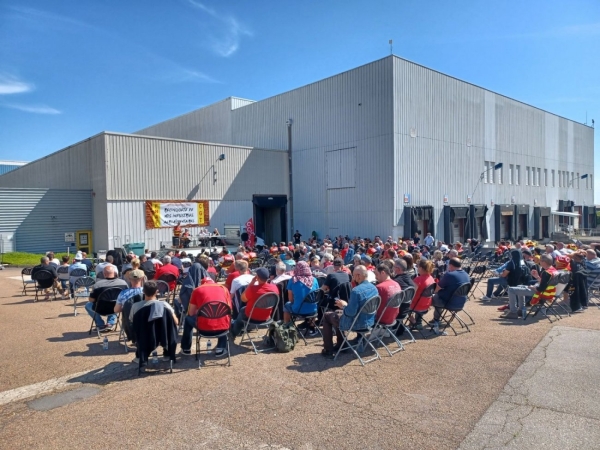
[361,255,372,264]
[255,267,269,280]
[129,269,145,279]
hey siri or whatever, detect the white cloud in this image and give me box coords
[0,74,34,95]
[3,103,61,114]
[185,0,252,57]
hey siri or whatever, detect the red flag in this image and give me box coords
[245,218,255,248]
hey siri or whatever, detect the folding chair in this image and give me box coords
[431,283,472,336]
[88,287,125,338]
[319,281,352,326]
[469,264,488,299]
[21,267,35,295]
[525,271,571,323]
[119,293,143,353]
[56,266,70,298]
[289,289,323,345]
[31,269,57,302]
[157,273,178,304]
[195,301,233,368]
[371,292,405,356]
[586,273,600,309]
[404,283,435,340]
[72,275,95,316]
[143,269,156,280]
[333,295,382,367]
[236,293,279,354]
[155,280,172,303]
[392,286,415,343]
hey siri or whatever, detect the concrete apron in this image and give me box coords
[459,326,600,450]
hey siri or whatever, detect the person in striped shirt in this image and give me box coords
[581,249,600,290]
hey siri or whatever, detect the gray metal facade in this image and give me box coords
[135,55,594,241]
[0,163,26,176]
[0,133,288,251]
[0,188,92,253]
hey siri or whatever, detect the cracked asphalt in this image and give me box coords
[0,267,599,450]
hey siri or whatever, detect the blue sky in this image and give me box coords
[0,0,598,196]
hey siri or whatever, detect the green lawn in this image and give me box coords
[0,252,71,266]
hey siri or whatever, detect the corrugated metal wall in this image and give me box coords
[134,97,238,143]
[393,56,594,241]
[106,199,253,250]
[0,164,24,176]
[0,188,92,253]
[230,57,395,239]
[0,135,108,250]
[104,134,288,201]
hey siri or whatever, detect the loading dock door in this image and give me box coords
[253,195,287,245]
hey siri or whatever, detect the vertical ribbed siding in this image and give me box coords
[0,165,24,175]
[0,188,92,253]
[232,57,395,239]
[133,98,234,144]
[104,134,288,201]
[107,199,253,250]
[393,56,594,241]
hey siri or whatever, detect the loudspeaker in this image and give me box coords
[241,232,249,241]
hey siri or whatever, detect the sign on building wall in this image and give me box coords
[145,201,209,229]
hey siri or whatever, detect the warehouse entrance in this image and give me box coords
[253,195,287,246]
[494,204,516,242]
[515,205,530,240]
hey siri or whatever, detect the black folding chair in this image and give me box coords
[289,289,323,344]
[525,271,571,323]
[404,283,435,339]
[319,281,352,326]
[21,267,35,295]
[392,286,415,343]
[155,280,172,303]
[585,273,600,309]
[333,295,382,367]
[431,283,472,336]
[195,301,233,368]
[236,293,279,354]
[157,273,178,304]
[88,287,125,338]
[31,269,57,302]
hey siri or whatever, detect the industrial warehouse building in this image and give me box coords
[0,55,595,254]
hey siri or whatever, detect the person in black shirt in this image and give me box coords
[392,258,416,290]
[31,256,60,300]
[293,230,302,245]
[413,233,421,245]
[139,254,156,276]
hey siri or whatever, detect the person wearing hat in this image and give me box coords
[114,269,145,343]
[230,268,279,337]
[180,275,232,358]
[68,252,88,296]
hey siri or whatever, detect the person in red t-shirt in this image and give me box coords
[374,264,402,325]
[230,268,278,336]
[408,259,435,329]
[180,278,232,357]
[225,268,241,291]
[154,256,180,291]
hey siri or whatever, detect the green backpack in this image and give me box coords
[267,321,298,353]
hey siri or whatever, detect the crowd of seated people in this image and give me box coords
[26,230,600,368]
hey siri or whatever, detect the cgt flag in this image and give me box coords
[245,218,255,248]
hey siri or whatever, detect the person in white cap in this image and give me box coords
[68,252,88,296]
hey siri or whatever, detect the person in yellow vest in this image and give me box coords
[529,254,557,305]
[173,222,182,248]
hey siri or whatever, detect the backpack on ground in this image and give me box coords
[267,321,298,353]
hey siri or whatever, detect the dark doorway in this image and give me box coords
[494,205,516,242]
[253,195,287,245]
[533,207,550,240]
